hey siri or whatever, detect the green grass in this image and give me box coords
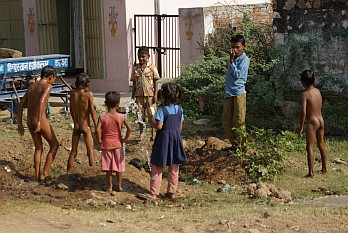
[273,138,348,199]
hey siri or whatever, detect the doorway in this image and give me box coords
[36,0,105,79]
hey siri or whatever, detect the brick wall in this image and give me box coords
[204,3,273,29]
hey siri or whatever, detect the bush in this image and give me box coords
[232,127,301,181]
[174,52,227,119]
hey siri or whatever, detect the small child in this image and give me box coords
[140,82,187,200]
[17,65,59,182]
[298,70,327,178]
[67,73,97,171]
[96,91,131,193]
[131,46,160,141]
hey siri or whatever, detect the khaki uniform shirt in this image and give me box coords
[131,64,160,97]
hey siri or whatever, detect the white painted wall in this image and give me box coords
[126,0,271,15]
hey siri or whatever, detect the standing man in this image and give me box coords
[222,35,250,151]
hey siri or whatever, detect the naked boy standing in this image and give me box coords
[17,65,59,182]
[298,70,327,177]
[67,73,97,171]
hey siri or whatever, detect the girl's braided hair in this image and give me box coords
[158,82,183,106]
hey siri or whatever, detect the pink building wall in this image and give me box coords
[90,0,130,92]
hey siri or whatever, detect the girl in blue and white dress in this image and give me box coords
[147,82,187,200]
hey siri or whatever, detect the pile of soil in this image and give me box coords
[0,110,246,209]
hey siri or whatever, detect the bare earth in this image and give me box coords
[1,106,348,233]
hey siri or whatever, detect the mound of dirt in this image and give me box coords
[182,137,249,185]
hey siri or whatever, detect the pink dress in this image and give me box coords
[99,113,125,172]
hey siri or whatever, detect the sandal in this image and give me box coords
[164,192,175,200]
[136,193,157,201]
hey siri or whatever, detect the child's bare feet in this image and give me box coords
[304,173,314,178]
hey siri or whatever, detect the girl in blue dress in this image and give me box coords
[146,82,187,200]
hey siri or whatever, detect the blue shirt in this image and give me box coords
[155,105,184,123]
[224,52,250,98]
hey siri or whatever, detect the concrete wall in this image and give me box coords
[273,0,348,85]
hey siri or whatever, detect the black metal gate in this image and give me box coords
[133,15,180,79]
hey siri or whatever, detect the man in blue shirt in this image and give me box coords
[222,35,250,151]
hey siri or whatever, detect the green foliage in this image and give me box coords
[50,166,64,176]
[177,12,348,134]
[323,28,348,41]
[232,127,301,181]
[322,99,348,135]
[174,52,227,119]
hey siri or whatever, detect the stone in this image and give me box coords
[258,182,272,196]
[247,183,257,195]
[248,229,262,233]
[193,118,210,126]
[313,0,321,8]
[56,183,69,190]
[255,188,268,198]
[217,179,227,185]
[298,0,307,9]
[283,0,296,10]
[266,184,278,195]
[263,211,272,218]
[276,190,292,203]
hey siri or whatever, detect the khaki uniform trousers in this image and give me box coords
[222,94,246,146]
[135,96,157,139]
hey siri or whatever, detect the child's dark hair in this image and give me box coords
[230,34,246,45]
[158,82,182,106]
[300,70,315,86]
[41,65,56,78]
[75,73,90,89]
[105,91,120,108]
[138,46,149,55]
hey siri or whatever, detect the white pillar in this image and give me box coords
[154,0,160,15]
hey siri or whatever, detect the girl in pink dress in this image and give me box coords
[96,91,131,193]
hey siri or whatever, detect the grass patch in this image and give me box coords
[273,138,348,199]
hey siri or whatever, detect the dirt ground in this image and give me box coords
[0,107,236,207]
[1,104,348,233]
